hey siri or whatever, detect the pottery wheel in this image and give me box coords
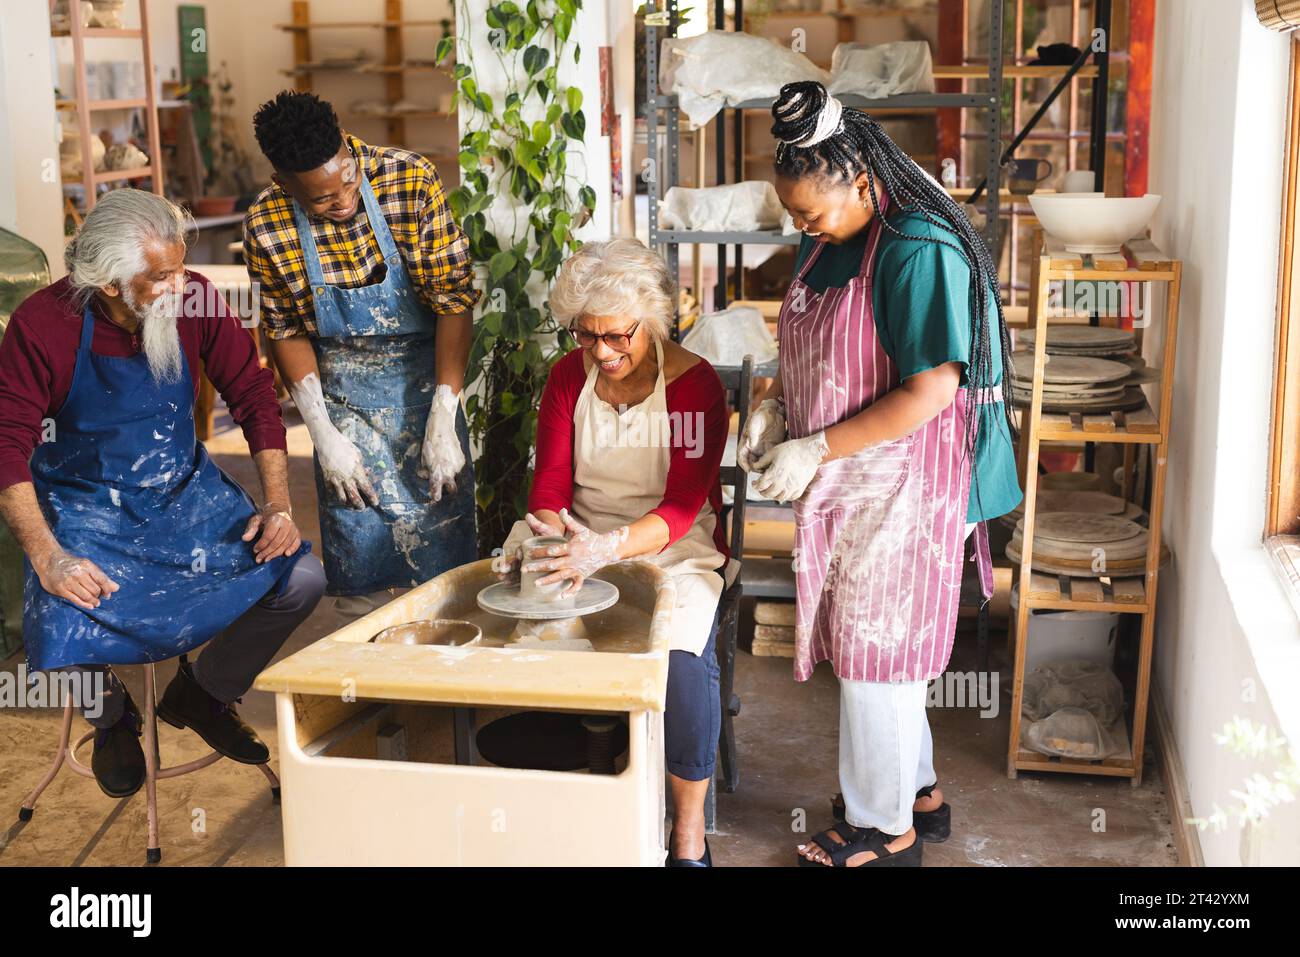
[1010,352,1133,385]
[476,578,619,620]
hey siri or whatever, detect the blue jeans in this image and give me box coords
[664,598,723,781]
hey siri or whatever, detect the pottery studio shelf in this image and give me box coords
[1008,233,1183,786]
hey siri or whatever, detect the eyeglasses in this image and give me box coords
[570,321,641,352]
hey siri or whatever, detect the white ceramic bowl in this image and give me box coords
[1027,193,1162,254]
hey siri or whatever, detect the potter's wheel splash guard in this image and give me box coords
[476,578,620,620]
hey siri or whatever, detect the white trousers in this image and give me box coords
[837,678,935,835]
[835,522,975,835]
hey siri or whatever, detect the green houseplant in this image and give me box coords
[437,0,595,555]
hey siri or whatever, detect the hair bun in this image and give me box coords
[771,81,843,150]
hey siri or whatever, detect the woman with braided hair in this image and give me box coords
[737,81,1021,867]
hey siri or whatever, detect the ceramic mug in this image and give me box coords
[1004,157,1053,196]
[520,535,574,604]
[1060,169,1098,193]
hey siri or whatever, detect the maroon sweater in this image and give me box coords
[0,273,286,491]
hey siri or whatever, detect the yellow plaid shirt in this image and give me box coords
[243,134,480,339]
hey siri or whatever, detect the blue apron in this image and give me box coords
[23,307,309,672]
[292,168,476,596]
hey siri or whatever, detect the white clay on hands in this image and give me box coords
[418,384,465,503]
[289,373,380,509]
[520,508,628,596]
[752,430,829,502]
[39,548,119,610]
[738,398,787,473]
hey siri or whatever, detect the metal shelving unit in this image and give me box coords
[644,0,1005,326]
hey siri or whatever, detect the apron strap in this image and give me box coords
[857,188,891,275]
[973,520,994,602]
[78,305,96,354]
[290,148,404,289]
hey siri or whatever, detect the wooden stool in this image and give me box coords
[16,658,279,864]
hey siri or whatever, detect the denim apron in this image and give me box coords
[292,169,476,596]
[23,307,309,672]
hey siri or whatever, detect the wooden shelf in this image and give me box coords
[93,166,155,184]
[276,20,444,30]
[51,27,144,39]
[1007,233,1182,787]
[1022,571,1149,612]
[282,64,444,75]
[1018,396,1163,444]
[1013,748,1136,777]
[56,98,148,112]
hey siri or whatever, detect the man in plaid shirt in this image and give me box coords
[244,91,479,617]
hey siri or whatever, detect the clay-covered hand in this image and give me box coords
[419,385,465,503]
[737,398,786,473]
[752,431,829,503]
[520,508,628,597]
[289,373,380,510]
[490,513,562,580]
[242,502,303,564]
[34,545,120,611]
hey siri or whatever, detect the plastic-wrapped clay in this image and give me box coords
[1022,659,1125,725]
[659,182,793,234]
[827,41,936,98]
[681,305,778,367]
[659,31,828,127]
[1024,706,1115,760]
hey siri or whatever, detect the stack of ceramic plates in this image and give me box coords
[1005,511,1165,577]
[1009,352,1144,413]
[1019,326,1135,358]
[998,489,1144,532]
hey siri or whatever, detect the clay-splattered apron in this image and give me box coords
[569,340,726,655]
[293,169,476,596]
[780,211,993,684]
[23,307,309,672]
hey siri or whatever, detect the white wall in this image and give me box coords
[0,0,66,276]
[1149,0,1300,866]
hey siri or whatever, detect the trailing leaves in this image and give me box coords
[445,0,592,555]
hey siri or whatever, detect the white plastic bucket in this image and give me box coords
[1010,585,1119,673]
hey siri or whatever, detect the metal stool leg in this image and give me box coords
[18,691,76,821]
[256,761,281,804]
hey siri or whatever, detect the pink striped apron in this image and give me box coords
[780,206,993,683]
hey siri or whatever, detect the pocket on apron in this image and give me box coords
[799,434,914,511]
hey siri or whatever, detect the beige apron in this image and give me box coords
[570,339,727,655]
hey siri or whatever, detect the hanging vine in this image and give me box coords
[436,0,594,555]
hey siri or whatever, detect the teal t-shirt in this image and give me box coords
[792,212,1022,522]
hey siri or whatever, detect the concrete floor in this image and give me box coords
[0,411,1180,867]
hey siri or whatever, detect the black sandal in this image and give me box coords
[798,821,923,868]
[831,787,951,844]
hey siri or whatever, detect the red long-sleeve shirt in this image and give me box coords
[0,273,286,491]
[529,348,730,557]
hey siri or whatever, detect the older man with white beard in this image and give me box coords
[0,190,325,800]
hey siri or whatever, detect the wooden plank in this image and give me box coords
[1071,578,1105,603]
[1081,412,1116,433]
[1126,237,1174,271]
[1121,404,1160,433]
[1043,237,1083,270]
[1093,250,1129,271]
[1026,572,1060,602]
[1109,576,1147,604]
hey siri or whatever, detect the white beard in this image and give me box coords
[125,288,184,384]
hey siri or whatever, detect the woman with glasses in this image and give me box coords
[492,238,731,867]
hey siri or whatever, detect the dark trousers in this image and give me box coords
[59,554,326,729]
[664,598,722,781]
